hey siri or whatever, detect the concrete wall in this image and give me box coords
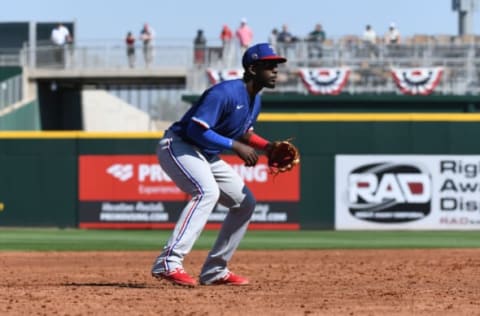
[82,90,155,131]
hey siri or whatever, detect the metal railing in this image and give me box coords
[257,40,479,95]
[23,40,193,70]
[0,75,22,110]
[3,38,480,94]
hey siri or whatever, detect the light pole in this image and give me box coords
[452,0,479,35]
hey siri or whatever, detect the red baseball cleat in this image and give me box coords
[152,268,197,286]
[207,271,249,286]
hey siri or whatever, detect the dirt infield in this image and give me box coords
[1,249,479,315]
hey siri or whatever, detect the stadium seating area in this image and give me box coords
[263,34,480,95]
[2,33,480,97]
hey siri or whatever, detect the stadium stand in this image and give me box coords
[3,27,480,130]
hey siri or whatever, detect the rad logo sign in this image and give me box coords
[337,155,480,230]
[348,162,431,223]
[335,155,480,230]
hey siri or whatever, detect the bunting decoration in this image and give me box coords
[391,67,443,95]
[298,67,350,95]
[206,68,243,85]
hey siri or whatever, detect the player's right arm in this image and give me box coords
[232,140,259,167]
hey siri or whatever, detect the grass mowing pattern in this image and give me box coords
[1,228,480,251]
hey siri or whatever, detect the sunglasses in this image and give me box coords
[255,60,280,69]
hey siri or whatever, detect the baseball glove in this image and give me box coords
[267,139,300,175]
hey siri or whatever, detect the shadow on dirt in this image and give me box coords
[63,282,148,288]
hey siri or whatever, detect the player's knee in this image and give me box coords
[202,186,220,202]
[241,190,256,213]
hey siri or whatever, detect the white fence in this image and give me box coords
[0,75,22,110]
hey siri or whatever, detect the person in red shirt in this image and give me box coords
[220,24,234,67]
[125,31,135,68]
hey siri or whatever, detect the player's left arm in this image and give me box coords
[241,129,272,154]
[186,122,259,166]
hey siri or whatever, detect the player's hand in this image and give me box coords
[232,140,258,166]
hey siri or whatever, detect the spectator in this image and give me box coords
[50,23,73,68]
[268,28,279,52]
[140,23,155,67]
[277,24,295,59]
[236,18,253,54]
[385,22,401,44]
[194,29,207,66]
[306,23,326,58]
[125,31,136,68]
[362,24,378,57]
[220,24,234,67]
[363,24,377,44]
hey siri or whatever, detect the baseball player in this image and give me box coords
[151,43,287,286]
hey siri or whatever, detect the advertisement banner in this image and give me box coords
[79,155,300,230]
[336,155,480,230]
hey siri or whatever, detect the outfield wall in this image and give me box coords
[0,134,78,226]
[1,113,480,229]
[255,113,480,229]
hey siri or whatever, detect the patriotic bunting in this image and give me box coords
[206,67,444,96]
[391,67,443,95]
[298,67,350,95]
[206,68,243,85]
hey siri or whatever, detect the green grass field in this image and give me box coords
[1,228,480,251]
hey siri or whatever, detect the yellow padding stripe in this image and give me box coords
[0,131,164,139]
[1,112,480,139]
[258,113,480,121]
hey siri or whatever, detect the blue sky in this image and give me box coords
[0,0,477,43]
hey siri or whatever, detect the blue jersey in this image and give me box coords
[170,79,261,156]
